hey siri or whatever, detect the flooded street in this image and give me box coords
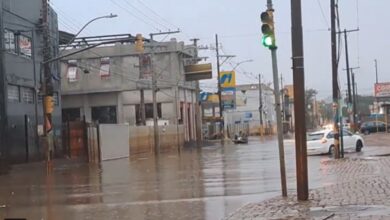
[0,136,382,220]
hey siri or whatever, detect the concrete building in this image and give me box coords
[60,35,200,143]
[0,0,60,164]
[200,83,276,138]
[225,83,276,135]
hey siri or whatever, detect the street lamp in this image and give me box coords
[231,59,254,71]
[60,13,118,52]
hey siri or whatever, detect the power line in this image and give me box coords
[316,0,330,29]
[120,0,171,31]
[109,0,161,32]
[136,0,180,31]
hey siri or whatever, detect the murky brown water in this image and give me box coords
[0,136,385,220]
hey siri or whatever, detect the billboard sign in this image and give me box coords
[375,82,390,97]
[219,71,236,88]
[221,87,236,110]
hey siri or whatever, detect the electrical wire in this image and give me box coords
[120,0,171,31]
[316,0,330,29]
[109,0,161,32]
[136,0,180,31]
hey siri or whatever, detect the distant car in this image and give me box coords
[360,121,389,135]
[307,129,364,155]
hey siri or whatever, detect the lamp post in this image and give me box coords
[60,13,118,52]
[231,59,253,71]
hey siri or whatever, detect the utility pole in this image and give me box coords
[374,59,379,133]
[352,71,357,128]
[290,0,308,201]
[375,59,379,84]
[262,0,287,197]
[330,0,340,159]
[42,0,55,167]
[338,28,358,131]
[149,30,180,154]
[258,74,263,136]
[280,74,285,121]
[215,34,223,135]
[190,38,203,146]
[343,29,352,128]
[343,66,359,131]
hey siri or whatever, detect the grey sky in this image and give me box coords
[51,0,390,99]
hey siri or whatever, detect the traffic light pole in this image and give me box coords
[265,0,287,198]
[290,0,308,201]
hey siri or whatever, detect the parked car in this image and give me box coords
[360,121,389,135]
[307,129,364,155]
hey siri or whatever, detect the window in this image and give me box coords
[92,106,117,124]
[67,60,78,82]
[100,57,110,77]
[62,108,81,122]
[7,84,19,102]
[18,35,32,57]
[307,133,324,141]
[21,87,34,104]
[342,130,352,136]
[4,29,16,53]
[135,103,162,125]
[326,132,335,139]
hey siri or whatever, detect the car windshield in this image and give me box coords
[307,133,324,141]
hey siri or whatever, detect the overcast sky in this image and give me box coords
[51,0,390,99]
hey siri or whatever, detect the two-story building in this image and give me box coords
[60,35,200,143]
[0,0,60,164]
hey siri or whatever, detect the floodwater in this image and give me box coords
[0,136,378,220]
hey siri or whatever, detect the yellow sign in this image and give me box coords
[220,71,236,88]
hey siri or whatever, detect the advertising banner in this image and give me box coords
[221,87,236,110]
[219,71,236,88]
[375,82,390,97]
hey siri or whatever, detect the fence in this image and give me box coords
[62,122,185,163]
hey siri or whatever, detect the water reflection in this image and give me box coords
[0,137,357,220]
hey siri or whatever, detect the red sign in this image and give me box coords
[375,82,390,97]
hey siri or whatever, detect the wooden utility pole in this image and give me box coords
[338,28,359,131]
[190,38,203,146]
[215,34,223,119]
[149,30,180,154]
[42,0,55,166]
[330,0,340,159]
[290,0,308,201]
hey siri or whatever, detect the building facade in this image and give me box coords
[0,0,61,164]
[61,35,200,143]
[225,83,276,135]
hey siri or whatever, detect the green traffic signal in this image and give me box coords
[262,35,273,47]
[260,10,276,49]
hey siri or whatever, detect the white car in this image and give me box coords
[307,129,364,155]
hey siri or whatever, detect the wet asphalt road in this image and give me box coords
[0,136,387,220]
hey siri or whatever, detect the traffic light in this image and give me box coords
[260,10,276,49]
[44,96,54,114]
[135,33,144,53]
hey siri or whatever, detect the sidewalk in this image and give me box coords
[226,156,390,219]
